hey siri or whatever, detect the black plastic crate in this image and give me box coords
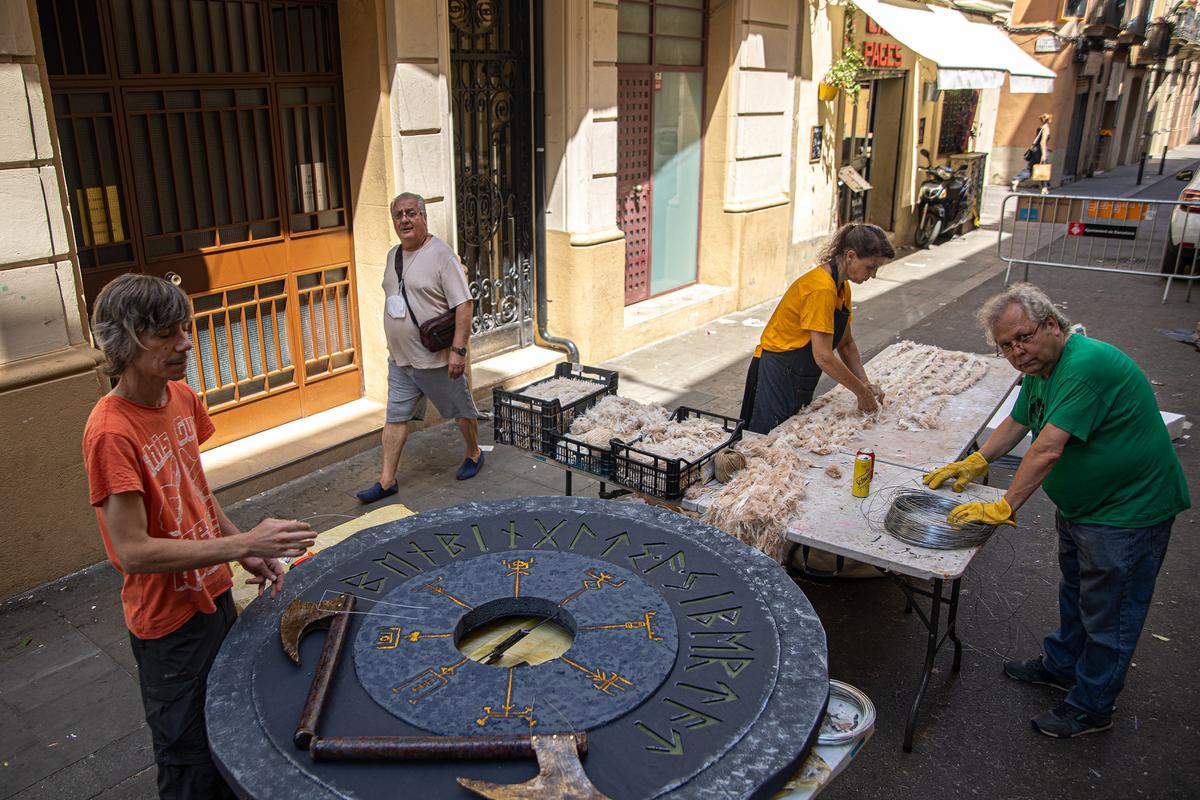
[609,407,744,501]
[550,431,613,477]
[492,363,619,455]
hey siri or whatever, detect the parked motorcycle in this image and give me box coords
[914,148,971,248]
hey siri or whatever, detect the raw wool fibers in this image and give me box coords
[765,341,991,456]
[703,341,992,559]
[568,395,671,446]
[517,377,604,406]
[703,445,811,561]
[634,415,730,462]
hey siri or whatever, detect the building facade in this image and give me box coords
[827,0,1053,240]
[0,0,1062,598]
[1,0,847,598]
[990,0,1159,187]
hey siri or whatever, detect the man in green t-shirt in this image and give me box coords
[923,283,1189,739]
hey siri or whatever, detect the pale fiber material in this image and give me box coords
[568,395,671,446]
[634,416,730,461]
[702,341,991,560]
[518,377,605,406]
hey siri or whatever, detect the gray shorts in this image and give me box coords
[387,360,480,424]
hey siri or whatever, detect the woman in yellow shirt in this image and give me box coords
[740,222,894,434]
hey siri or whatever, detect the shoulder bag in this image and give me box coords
[396,245,459,353]
[1023,127,1044,164]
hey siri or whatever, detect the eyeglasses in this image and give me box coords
[392,208,424,220]
[996,319,1045,356]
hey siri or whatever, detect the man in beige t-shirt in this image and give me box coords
[357,192,483,503]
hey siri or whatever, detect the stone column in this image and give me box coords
[0,0,108,599]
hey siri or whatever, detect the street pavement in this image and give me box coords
[2,156,1198,799]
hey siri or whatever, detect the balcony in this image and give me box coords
[1131,17,1172,64]
[1173,7,1200,46]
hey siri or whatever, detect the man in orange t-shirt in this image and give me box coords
[83,274,316,799]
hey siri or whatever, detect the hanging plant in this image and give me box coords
[821,2,864,97]
[823,46,865,94]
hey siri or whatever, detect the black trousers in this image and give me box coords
[129,591,237,800]
[745,350,821,434]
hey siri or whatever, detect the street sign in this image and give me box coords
[1067,222,1138,239]
[1035,36,1061,53]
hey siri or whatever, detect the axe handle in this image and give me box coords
[309,733,588,762]
[293,596,355,749]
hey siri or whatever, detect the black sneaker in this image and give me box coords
[1003,657,1072,692]
[1031,702,1113,739]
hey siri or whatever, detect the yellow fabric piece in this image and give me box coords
[949,497,1017,528]
[231,503,416,612]
[755,266,852,358]
[922,450,989,492]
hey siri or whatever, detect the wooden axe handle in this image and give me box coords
[309,733,588,762]
[293,594,356,749]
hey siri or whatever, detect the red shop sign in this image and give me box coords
[862,41,903,68]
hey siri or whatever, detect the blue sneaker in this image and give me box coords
[356,481,398,504]
[1031,702,1113,739]
[1003,657,1072,693]
[456,450,485,480]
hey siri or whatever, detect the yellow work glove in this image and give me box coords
[948,498,1017,528]
[922,451,989,492]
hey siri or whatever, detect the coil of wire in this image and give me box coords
[883,489,997,550]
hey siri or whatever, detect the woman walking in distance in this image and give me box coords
[1012,113,1052,194]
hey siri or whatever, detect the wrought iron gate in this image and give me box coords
[449,0,534,359]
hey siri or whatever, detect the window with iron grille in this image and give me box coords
[39,0,348,269]
[38,0,359,422]
[937,89,979,156]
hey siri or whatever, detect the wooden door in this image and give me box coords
[39,0,361,447]
[617,71,654,305]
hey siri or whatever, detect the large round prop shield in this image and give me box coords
[207,498,828,799]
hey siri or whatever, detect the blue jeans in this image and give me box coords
[1041,512,1173,716]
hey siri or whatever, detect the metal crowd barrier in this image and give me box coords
[997,193,1200,303]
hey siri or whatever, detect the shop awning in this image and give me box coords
[853,0,1056,93]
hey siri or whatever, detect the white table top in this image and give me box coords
[681,348,1017,578]
[834,347,1019,468]
[782,454,1004,581]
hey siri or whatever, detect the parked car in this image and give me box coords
[1164,167,1200,274]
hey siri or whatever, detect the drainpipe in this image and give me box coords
[532,0,580,363]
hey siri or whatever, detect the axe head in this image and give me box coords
[457,733,608,800]
[280,594,354,665]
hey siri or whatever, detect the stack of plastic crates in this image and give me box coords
[492,363,619,456]
[609,407,743,501]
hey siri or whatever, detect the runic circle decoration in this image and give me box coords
[354,549,678,735]
[206,498,829,798]
[456,172,506,247]
[448,0,496,34]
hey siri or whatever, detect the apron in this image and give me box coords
[743,261,851,434]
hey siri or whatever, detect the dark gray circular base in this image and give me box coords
[207,498,828,799]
